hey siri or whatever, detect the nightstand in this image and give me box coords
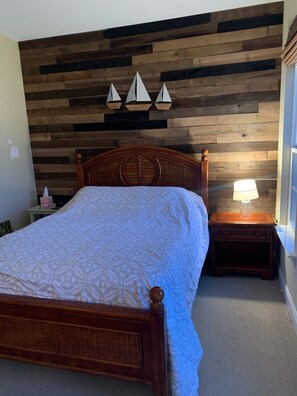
[209,212,275,280]
[27,205,59,223]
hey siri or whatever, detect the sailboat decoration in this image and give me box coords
[155,83,172,110]
[106,83,122,109]
[125,71,152,111]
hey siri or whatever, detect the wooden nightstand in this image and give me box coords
[27,205,59,223]
[209,212,276,280]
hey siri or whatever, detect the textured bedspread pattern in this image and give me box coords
[0,186,209,396]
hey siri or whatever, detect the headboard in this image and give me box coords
[76,145,208,210]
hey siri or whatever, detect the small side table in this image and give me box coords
[27,205,59,223]
[209,212,276,280]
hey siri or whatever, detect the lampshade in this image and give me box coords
[233,179,259,201]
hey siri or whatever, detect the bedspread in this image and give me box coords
[0,186,209,396]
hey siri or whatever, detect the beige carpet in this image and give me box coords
[0,274,296,395]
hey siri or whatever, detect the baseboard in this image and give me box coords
[278,269,297,336]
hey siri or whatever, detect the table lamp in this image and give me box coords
[233,179,259,217]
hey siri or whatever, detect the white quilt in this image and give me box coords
[0,186,209,396]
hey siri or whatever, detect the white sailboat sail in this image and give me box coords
[156,83,172,103]
[155,83,172,110]
[125,72,151,103]
[106,83,122,109]
[107,83,121,102]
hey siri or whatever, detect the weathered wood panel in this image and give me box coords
[19,1,283,213]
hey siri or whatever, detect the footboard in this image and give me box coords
[0,287,167,396]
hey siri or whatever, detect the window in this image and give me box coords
[277,64,297,256]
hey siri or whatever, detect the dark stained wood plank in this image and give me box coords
[104,13,211,39]
[217,13,283,33]
[161,59,276,81]
[73,120,167,131]
[110,23,218,50]
[40,56,132,74]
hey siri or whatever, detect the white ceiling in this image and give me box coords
[0,0,277,42]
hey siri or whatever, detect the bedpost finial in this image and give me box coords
[201,149,208,162]
[150,286,164,303]
[150,286,165,315]
[76,152,82,165]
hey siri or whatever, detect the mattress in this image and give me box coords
[0,186,209,396]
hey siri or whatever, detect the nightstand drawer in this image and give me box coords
[213,226,272,241]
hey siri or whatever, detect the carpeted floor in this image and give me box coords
[195,274,297,396]
[0,274,296,395]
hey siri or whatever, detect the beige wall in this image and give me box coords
[0,34,36,230]
[277,0,297,332]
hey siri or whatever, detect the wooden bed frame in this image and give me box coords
[0,145,208,396]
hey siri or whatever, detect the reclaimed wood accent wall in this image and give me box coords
[19,1,283,213]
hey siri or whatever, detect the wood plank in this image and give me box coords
[164,68,280,89]
[258,101,280,112]
[242,35,282,51]
[51,131,140,140]
[167,80,280,99]
[36,186,77,195]
[32,148,75,157]
[210,159,277,172]
[150,103,259,121]
[20,40,111,59]
[24,82,66,93]
[169,112,279,128]
[189,121,278,137]
[193,47,282,68]
[19,31,104,50]
[133,42,243,65]
[205,150,278,162]
[21,55,58,68]
[28,114,104,125]
[26,99,70,110]
[58,44,152,64]
[31,139,117,149]
[33,164,76,173]
[212,2,283,23]
[109,23,218,50]
[139,128,188,138]
[30,133,52,142]
[153,25,282,52]
[27,105,105,118]
[216,131,278,143]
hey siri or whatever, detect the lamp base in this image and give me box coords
[240,200,252,218]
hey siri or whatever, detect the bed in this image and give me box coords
[0,145,209,396]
